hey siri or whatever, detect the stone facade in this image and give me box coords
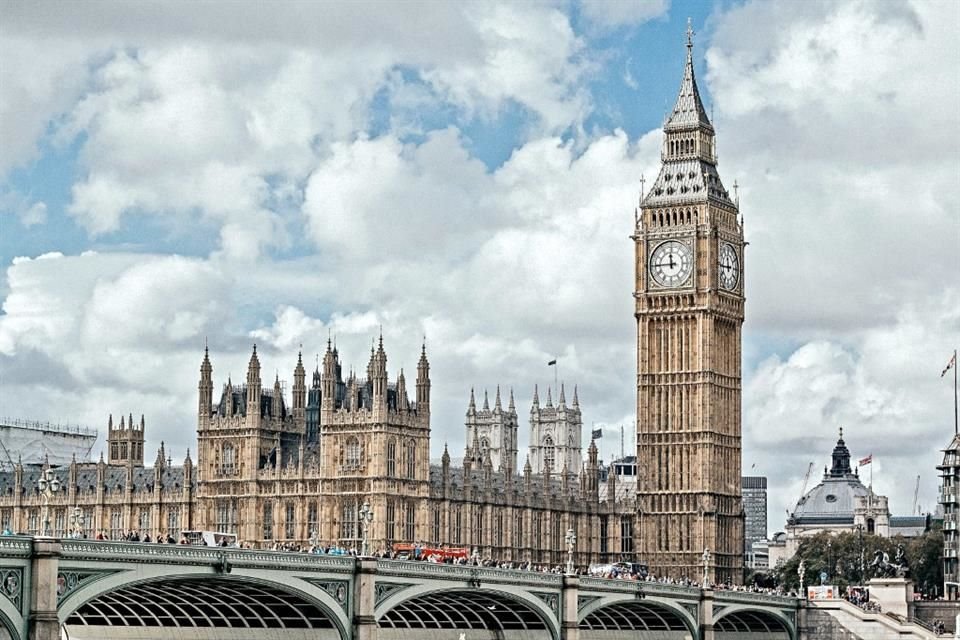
[633,27,745,583]
[0,339,636,569]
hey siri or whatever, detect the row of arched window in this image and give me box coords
[651,207,697,227]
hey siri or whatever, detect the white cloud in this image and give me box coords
[746,290,960,534]
[579,0,670,29]
[1,0,958,551]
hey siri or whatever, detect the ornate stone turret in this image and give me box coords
[416,341,431,416]
[397,369,409,411]
[199,345,213,424]
[529,384,583,476]
[107,413,144,467]
[272,373,282,419]
[246,345,262,429]
[292,350,306,422]
[370,332,388,413]
[464,384,519,476]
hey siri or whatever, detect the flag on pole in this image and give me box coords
[859,454,872,467]
[591,428,602,439]
[943,352,957,378]
[547,359,557,366]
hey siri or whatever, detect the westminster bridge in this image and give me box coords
[0,537,800,640]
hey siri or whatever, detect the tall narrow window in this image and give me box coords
[386,500,396,543]
[621,516,634,555]
[600,516,609,558]
[28,510,39,535]
[473,508,484,547]
[285,502,296,539]
[406,440,416,480]
[386,439,396,477]
[138,508,151,534]
[263,501,274,541]
[216,500,237,533]
[431,505,441,545]
[167,506,180,540]
[307,502,318,539]
[82,507,94,538]
[543,436,555,471]
[344,437,361,470]
[453,507,462,545]
[551,513,561,562]
[341,501,358,542]
[54,509,66,537]
[110,509,122,540]
[405,502,416,541]
[513,512,524,553]
[222,443,236,475]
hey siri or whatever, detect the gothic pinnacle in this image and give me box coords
[559,382,566,406]
[495,385,502,410]
[483,389,489,411]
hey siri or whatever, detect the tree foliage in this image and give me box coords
[767,526,944,596]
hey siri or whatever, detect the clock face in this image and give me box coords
[649,240,693,288]
[718,242,740,290]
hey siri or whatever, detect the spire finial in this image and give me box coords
[733,180,740,208]
[839,425,843,440]
[686,17,694,49]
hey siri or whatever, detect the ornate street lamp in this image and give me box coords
[358,501,373,557]
[565,528,577,575]
[701,548,711,589]
[798,560,807,598]
[37,469,61,537]
[856,524,865,585]
[69,506,85,539]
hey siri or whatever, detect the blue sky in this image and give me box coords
[1,0,958,535]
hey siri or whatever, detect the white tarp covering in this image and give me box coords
[0,419,97,469]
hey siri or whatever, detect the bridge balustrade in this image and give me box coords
[0,537,804,640]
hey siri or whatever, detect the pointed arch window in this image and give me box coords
[386,439,397,477]
[405,439,416,480]
[222,443,236,475]
[543,435,555,471]
[344,437,361,470]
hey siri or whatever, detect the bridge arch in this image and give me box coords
[59,574,349,639]
[376,583,560,640]
[713,604,795,640]
[578,595,699,640]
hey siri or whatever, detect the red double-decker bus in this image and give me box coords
[392,543,469,561]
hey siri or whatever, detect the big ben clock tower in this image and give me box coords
[634,23,744,584]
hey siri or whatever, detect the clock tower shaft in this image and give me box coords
[634,26,745,585]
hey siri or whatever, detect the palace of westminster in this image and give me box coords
[0,32,747,583]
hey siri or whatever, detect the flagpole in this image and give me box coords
[954,348,958,435]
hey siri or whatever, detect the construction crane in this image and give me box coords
[796,462,815,507]
[913,475,921,515]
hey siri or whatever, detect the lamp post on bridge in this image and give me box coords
[37,468,61,537]
[69,506,85,539]
[701,548,710,589]
[565,528,577,575]
[358,501,373,557]
[798,560,806,598]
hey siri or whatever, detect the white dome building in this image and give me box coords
[768,430,889,567]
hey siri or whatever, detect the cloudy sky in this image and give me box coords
[1,0,958,535]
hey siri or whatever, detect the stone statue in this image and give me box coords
[871,548,909,578]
